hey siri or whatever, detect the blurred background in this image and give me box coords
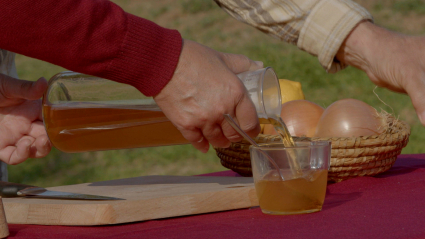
[10,0,425,187]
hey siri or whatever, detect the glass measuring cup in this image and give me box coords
[238,67,282,121]
[42,68,281,153]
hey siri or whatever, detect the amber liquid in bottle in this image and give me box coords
[42,102,188,153]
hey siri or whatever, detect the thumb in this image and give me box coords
[0,75,48,100]
[220,52,264,74]
[404,76,425,126]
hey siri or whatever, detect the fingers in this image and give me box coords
[31,77,49,99]
[181,117,245,152]
[221,115,244,143]
[220,86,261,142]
[201,123,231,149]
[175,114,236,152]
[200,108,259,149]
[404,75,425,126]
[234,95,261,139]
[195,81,255,148]
[179,128,210,153]
[16,99,44,121]
[0,137,33,165]
[220,53,264,74]
[250,61,264,71]
[28,121,52,157]
[0,75,48,101]
[0,134,51,165]
[28,121,48,139]
[32,135,52,158]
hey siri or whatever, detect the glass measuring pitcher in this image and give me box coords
[42,68,281,153]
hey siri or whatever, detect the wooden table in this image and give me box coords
[7,154,425,239]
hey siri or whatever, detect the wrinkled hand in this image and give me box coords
[154,40,263,153]
[337,21,425,125]
[0,74,51,164]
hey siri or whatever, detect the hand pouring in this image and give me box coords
[0,181,123,200]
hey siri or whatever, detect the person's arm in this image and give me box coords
[336,21,425,126]
[214,0,372,73]
[216,0,425,127]
[0,0,182,96]
[0,0,263,158]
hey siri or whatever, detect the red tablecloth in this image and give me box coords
[7,154,425,239]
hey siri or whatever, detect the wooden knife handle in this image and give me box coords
[0,181,34,198]
[0,197,8,238]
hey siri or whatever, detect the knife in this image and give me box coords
[0,181,124,200]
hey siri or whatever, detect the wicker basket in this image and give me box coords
[215,117,410,182]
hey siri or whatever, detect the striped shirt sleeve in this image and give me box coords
[214,0,373,73]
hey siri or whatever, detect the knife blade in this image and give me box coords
[0,181,124,200]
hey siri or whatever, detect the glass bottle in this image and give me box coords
[42,68,281,152]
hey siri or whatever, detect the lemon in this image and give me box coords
[260,79,305,133]
[278,79,305,104]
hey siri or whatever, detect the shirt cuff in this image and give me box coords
[101,13,182,96]
[297,0,373,73]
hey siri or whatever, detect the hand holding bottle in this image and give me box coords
[0,74,51,164]
[154,40,264,153]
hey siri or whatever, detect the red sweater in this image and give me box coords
[0,0,182,96]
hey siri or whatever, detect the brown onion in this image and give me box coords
[314,98,385,137]
[263,100,324,137]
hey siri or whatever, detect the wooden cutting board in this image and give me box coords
[2,175,258,226]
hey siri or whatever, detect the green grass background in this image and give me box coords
[9,0,425,187]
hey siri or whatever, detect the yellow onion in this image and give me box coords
[263,100,324,137]
[314,98,385,137]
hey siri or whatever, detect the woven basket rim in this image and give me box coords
[214,118,410,182]
[225,117,410,149]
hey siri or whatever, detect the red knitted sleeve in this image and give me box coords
[0,0,182,96]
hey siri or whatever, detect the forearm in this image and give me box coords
[0,0,182,96]
[336,21,406,73]
[335,21,376,71]
[215,0,373,72]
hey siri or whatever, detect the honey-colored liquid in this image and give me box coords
[42,102,188,153]
[268,117,295,147]
[263,117,302,176]
[255,169,328,214]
